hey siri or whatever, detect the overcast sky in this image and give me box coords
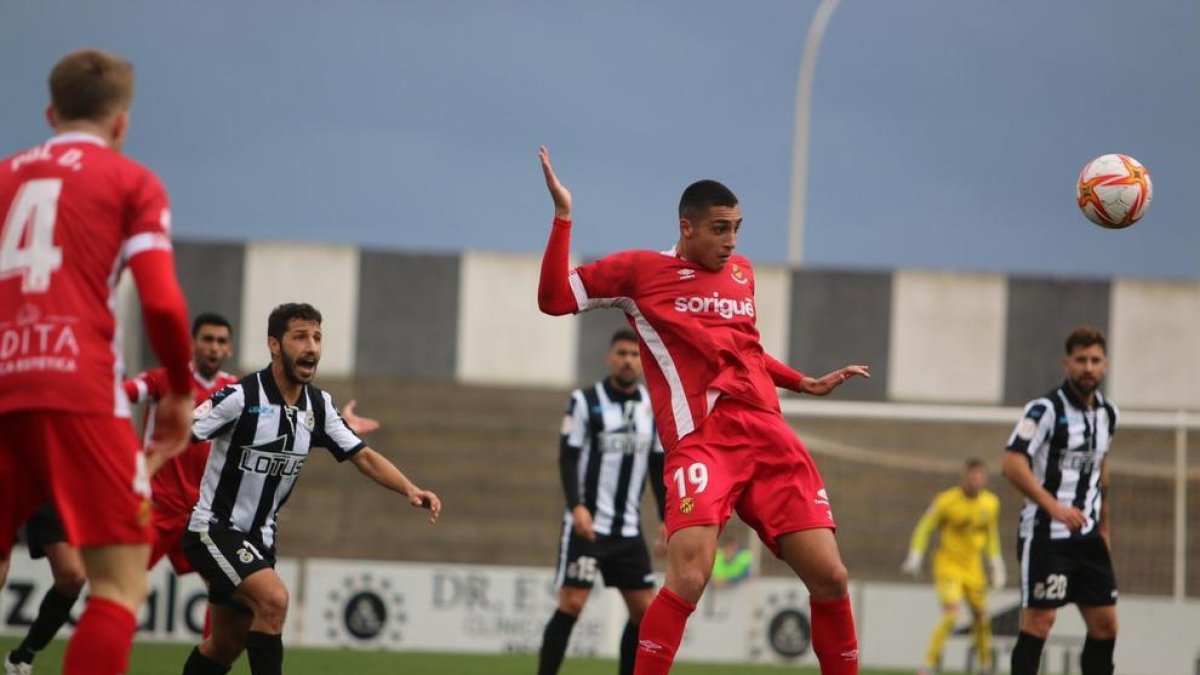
[2,1,1196,279]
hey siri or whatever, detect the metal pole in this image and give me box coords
[787,0,842,267]
[1174,410,1188,602]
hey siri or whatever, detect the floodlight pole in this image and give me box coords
[787,0,842,267]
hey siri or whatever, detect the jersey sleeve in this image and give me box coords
[908,492,944,554]
[570,250,641,311]
[125,367,168,404]
[315,392,367,462]
[558,391,589,508]
[1006,400,1054,456]
[561,391,589,450]
[985,493,1002,559]
[121,168,174,263]
[192,385,244,441]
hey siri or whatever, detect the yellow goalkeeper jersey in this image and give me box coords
[909,487,1001,571]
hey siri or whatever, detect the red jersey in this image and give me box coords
[125,365,239,515]
[569,247,798,452]
[0,133,177,416]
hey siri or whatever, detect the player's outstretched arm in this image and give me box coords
[901,503,937,577]
[537,146,579,316]
[349,447,441,524]
[797,364,871,396]
[1000,452,1086,530]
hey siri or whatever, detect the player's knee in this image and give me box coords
[53,568,86,596]
[1021,610,1056,638]
[669,565,710,601]
[252,586,289,627]
[807,562,849,601]
[557,594,586,616]
[1088,614,1118,639]
[203,634,243,666]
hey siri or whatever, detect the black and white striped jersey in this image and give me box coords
[560,380,665,538]
[1006,381,1118,541]
[188,367,365,550]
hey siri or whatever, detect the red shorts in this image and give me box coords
[148,508,193,574]
[0,412,152,558]
[664,399,835,557]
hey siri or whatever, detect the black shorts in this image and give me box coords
[1018,535,1118,609]
[554,518,654,591]
[21,501,68,559]
[182,525,276,606]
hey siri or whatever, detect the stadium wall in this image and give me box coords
[3,550,1197,674]
[121,240,1200,411]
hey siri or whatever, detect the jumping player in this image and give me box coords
[536,147,869,674]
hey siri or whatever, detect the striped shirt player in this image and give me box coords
[1006,380,1119,610]
[539,330,668,675]
[1002,326,1120,675]
[557,379,666,588]
[182,367,365,602]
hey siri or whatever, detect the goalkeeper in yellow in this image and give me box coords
[902,458,1004,675]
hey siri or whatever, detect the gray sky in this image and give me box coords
[2,1,1196,279]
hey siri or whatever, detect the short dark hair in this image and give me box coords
[610,328,638,346]
[267,303,322,341]
[1065,325,1107,355]
[965,458,987,471]
[49,49,134,123]
[678,180,738,222]
[192,312,232,338]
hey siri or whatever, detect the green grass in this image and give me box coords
[0,637,928,674]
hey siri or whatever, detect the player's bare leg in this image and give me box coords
[232,568,289,675]
[634,524,716,674]
[778,528,858,674]
[63,543,150,675]
[537,586,591,675]
[1078,605,1117,675]
[183,602,251,674]
[619,588,655,675]
[6,542,84,671]
[1011,607,1056,675]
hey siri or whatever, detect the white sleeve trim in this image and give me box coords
[122,232,173,263]
[568,271,589,312]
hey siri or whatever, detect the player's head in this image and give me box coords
[962,458,988,496]
[677,180,741,272]
[192,313,233,379]
[1062,325,1107,399]
[46,49,135,151]
[267,303,323,386]
[606,328,642,389]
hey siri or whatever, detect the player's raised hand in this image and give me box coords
[799,364,871,396]
[540,146,572,220]
[900,550,923,578]
[147,389,195,464]
[410,488,442,524]
[342,399,381,435]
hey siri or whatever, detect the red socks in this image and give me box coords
[810,596,859,674]
[633,587,695,675]
[63,596,137,675]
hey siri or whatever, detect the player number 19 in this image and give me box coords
[673,462,708,497]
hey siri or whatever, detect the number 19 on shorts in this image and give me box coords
[673,463,708,497]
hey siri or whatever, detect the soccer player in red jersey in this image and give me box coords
[0,50,195,675]
[536,147,869,674]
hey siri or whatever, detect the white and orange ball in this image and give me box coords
[1076,154,1152,229]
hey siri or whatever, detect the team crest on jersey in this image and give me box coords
[1016,417,1038,441]
[304,410,315,431]
[730,263,748,285]
[679,497,694,514]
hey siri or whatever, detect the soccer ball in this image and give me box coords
[1076,154,1152,229]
